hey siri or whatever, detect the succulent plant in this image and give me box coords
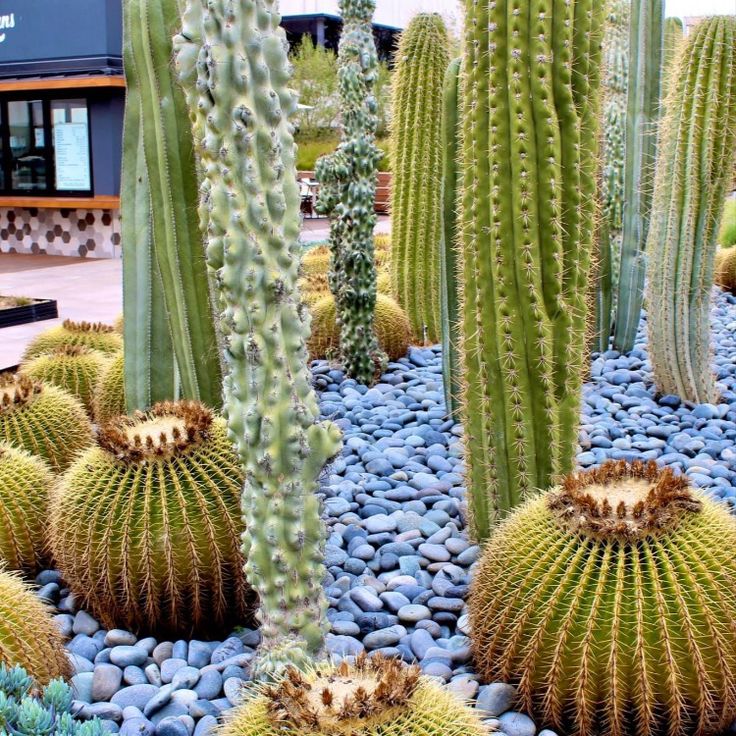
[470,460,736,736]
[50,401,256,637]
[0,571,70,683]
[22,320,122,363]
[0,443,54,573]
[219,654,487,736]
[92,352,126,423]
[719,198,736,248]
[308,294,412,364]
[390,13,451,344]
[0,664,105,735]
[20,345,110,415]
[715,247,736,291]
[0,374,93,472]
[646,15,736,403]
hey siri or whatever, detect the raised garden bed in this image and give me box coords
[0,296,58,329]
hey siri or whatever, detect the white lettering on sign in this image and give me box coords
[0,14,16,44]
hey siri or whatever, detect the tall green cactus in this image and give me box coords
[612,0,664,353]
[594,0,630,352]
[315,0,384,385]
[646,16,736,404]
[122,0,222,412]
[662,16,684,98]
[174,0,342,679]
[440,58,462,419]
[459,0,605,542]
[390,14,450,344]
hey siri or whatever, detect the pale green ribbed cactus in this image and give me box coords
[458,0,605,542]
[315,0,385,385]
[646,16,736,404]
[390,13,450,344]
[174,0,342,678]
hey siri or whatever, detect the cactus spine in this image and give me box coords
[458,0,605,541]
[315,0,385,384]
[390,13,451,344]
[646,16,736,404]
[174,0,342,677]
[440,57,462,419]
[612,0,664,352]
[662,16,684,97]
[122,0,222,411]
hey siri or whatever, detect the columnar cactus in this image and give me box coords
[646,16,736,404]
[122,0,222,411]
[612,0,664,352]
[390,14,451,344]
[315,0,385,385]
[662,16,684,96]
[440,58,462,418]
[458,0,605,541]
[174,0,342,677]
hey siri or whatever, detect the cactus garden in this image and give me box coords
[3,2,736,736]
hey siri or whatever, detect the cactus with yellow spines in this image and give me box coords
[471,460,736,736]
[92,352,126,423]
[174,0,342,676]
[662,16,684,97]
[22,320,121,363]
[218,654,488,736]
[0,570,70,683]
[458,0,605,541]
[0,444,54,573]
[390,14,450,344]
[716,247,736,291]
[50,401,255,637]
[308,294,412,363]
[315,0,386,384]
[0,374,93,473]
[20,345,109,415]
[646,15,736,404]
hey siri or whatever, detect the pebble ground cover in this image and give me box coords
[33,290,736,736]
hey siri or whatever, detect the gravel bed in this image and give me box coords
[31,289,736,736]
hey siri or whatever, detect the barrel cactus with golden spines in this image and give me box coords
[0,374,93,473]
[0,570,70,683]
[92,352,126,423]
[50,401,256,637]
[20,345,110,415]
[22,320,122,362]
[219,654,487,736]
[470,460,736,736]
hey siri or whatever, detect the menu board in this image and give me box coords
[54,122,90,191]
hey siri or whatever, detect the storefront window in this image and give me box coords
[52,99,90,192]
[8,99,47,192]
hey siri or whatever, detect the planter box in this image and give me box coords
[0,298,58,329]
[298,170,391,215]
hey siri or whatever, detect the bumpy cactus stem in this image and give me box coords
[174,0,342,678]
[612,0,664,353]
[122,0,222,411]
[459,0,605,542]
[646,16,736,404]
[315,0,384,385]
[440,57,462,419]
[390,13,451,344]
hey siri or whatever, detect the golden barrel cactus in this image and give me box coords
[0,570,70,683]
[0,374,93,472]
[0,444,54,573]
[470,460,736,736]
[92,352,126,423]
[22,320,122,362]
[715,248,736,291]
[51,400,256,637]
[220,654,487,736]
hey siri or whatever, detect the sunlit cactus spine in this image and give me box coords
[458,0,605,541]
[471,460,736,736]
[662,16,684,97]
[315,0,385,385]
[174,0,342,677]
[390,13,450,345]
[646,16,736,404]
[92,351,126,423]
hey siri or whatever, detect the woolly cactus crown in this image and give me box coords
[22,320,121,362]
[0,373,40,413]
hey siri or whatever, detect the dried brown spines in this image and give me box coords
[548,460,702,540]
[0,374,41,414]
[22,319,122,362]
[61,319,115,334]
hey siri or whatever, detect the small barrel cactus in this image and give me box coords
[0,571,70,683]
[0,443,54,573]
[219,654,487,736]
[92,352,126,423]
[0,374,93,472]
[22,320,122,362]
[470,460,736,736]
[715,247,736,291]
[20,345,110,415]
[51,400,256,637]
